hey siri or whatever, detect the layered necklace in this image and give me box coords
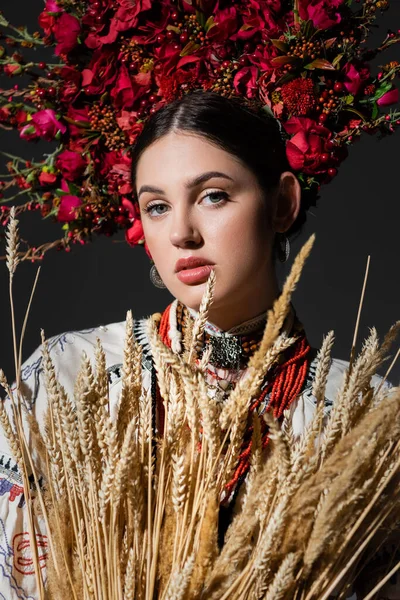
[157,299,312,504]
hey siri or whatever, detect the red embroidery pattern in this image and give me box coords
[12,532,48,575]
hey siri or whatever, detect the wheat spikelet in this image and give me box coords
[262,552,301,600]
[188,269,216,363]
[164,554,195,600]
[5,205,20,277]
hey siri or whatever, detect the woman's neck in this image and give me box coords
[197,273,281,332]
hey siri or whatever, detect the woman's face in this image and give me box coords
[136,131,297,326]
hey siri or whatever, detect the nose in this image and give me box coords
[169,204,203,249]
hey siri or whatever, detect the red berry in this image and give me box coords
[166,30,175,40]
[327,167,337,177]
[321,153,330,162]
[239,56,249,66]
[38,61,46,69]
[180,32,188,43]
[172,43,180,51]
[156,34,165,44]
[48,87,56,96]
[319,113,328,123]
[37,88,46,97]
[333,82,343,92]
[149,94,156,103]
[222,60,230,69]
[171,11,178,20]
[385,115,391,121]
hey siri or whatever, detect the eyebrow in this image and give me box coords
[137,171,234,199]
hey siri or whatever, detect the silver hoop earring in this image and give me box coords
[277,233,290,263]
[150,264,166,288]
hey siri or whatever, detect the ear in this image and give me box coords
[271,172,301,233]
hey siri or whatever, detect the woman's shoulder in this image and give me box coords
[17,315,154,408]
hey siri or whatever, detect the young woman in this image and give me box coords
[0,91,396,599]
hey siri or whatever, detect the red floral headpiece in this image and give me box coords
[0,0,399,261]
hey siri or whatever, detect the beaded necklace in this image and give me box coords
[156,301,312,504]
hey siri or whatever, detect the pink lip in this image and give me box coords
[175,256,214,273]
[176,264,214,285]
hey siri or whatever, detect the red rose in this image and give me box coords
[283,117,332,174]
[233,0,282,41]
[56,150,87,181]
[82,48,117,95]
[298,0,344,30]
[59,66,82,103]
[57,180,81,222]
[54,13,81,56]
[31,109,67,141]
[66,106,90,138]
[110,65,135,109]
[206,6,238,43]
[39,171,58,186]
[122,198,145,246]
[0,107,11,122]
[86,0,152,48]
[377,87,399,106]
[343,63,370,95]
[233,66,259,99]
[38,11,56,36]
[3,64,23,76]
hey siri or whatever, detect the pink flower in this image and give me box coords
[54,13,81,56]
[31,109,67,141]
[283,117,332,174]
[206,6,238,43]
[298,0,344,30]
[57,180,81,222]
[377,87,399,106]
[56,150,87,181]
[121,198,145,246]
[233,66,259,99]
[343,63,370,95]
[45,0,61,11]
[110,65,135,109]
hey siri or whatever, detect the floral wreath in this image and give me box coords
[0,0,399,261]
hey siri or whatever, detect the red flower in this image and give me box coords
[283,116,332,174]
[86,0,152,48]
[31,109,67,141]
[45,0,61,11]
[39,171,58,186]
[116,112,144,144]
[82,48,117,95]
[57,180,81,222]
[377,87,399,106]
[66,106,90,138]
[121,198,145,246]
[206,6,238,43]
[56,150,87,181]
[38,11,56,36]
[343,62,370,95]
[59,66,82,103]
[233,0,281,41]
[233,66,259,99]
[281,77,316,116]
[298,0,344,30]
[3,64,23,76]
[54,13,81,56]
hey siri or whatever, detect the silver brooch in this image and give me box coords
[209,335,243,369]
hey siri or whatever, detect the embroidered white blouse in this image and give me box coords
[0,310,397,599]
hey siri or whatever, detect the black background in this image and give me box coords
[0,0,399,387]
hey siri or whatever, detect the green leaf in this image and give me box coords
[55,188,70,196]
[180,41,200,57]
[0,14,10,27]
[204,16,215,33]
[344,94,354,104]
[270,55,300,66]
[271,38,289,53]
[166,25,181,35]
[195,10,206,28]
[324,37,337,49]
[332,54,344,68]
[304,59,336,70]
[372,81,393,100]
[371,102,379,119]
